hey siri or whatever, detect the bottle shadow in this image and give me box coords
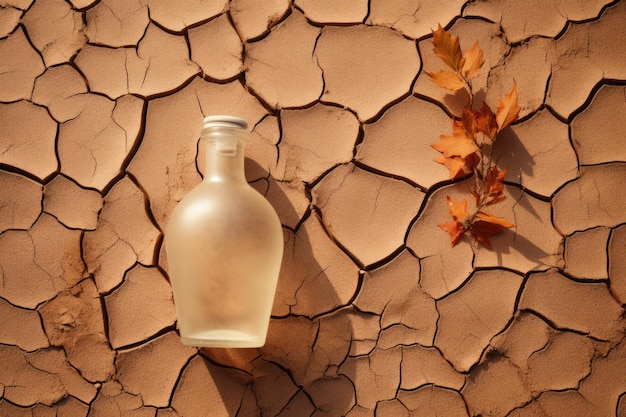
[199,158,358,416]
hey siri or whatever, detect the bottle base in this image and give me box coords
[180,329,266,348]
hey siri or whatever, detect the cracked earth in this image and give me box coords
[1,0,626,416]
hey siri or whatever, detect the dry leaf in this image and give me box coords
[431,24,464,71]
[431,131,478,159]
[471,211,514,248]
[496,81,521,131]
[475,211,515,228]
[474,102,498,140]
[426,70,465,91]
[439,221,466,246]
[484,167,507,202]
[446,196,468,222]
[435,155,471,179]
[461,40,484,80]
[469,220,502,249]
[431,118,479,178]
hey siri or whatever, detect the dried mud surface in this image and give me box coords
[1,0,626,416]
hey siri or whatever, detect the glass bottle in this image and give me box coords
[165,115,283,347]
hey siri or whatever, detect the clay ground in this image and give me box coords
[1,0,626,416]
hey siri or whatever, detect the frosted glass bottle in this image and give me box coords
[165,116,283,348]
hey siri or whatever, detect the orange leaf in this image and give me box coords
[475,211,515,228]
[446,196,468,222]
[464,152,481,172]
[435,156,471,179]
[431,24,464,71]
[426,70,465,91]
[431,97,480,179]
[470,211,514,249]
[485,167,507,200]
[451,118,466,136]
[496,81,521,131]
[461,40,484,79]
[439,220,466,247]
[432,135,477,160]
[469,220,502,249]
[475,102,498,140]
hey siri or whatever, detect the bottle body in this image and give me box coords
[165,116,283,347]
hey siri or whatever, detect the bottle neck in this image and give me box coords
[202,127,248,183]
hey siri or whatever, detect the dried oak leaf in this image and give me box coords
[426,70,465,91]
[431,23,463,71]
[471,212,515,249]
[475,211,515,228]
[446,196,468,222]
[496,81,521,132]
[484,167,507,204]
[474,102,498,141]
[432,119,479,178]
[427,27,484,90]
[431,131,477,159]
[435,156,471,179]
[461,40,484,80]
[439,221,466,246]
[439,196,468,246]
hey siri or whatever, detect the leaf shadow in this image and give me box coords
[494,126,535,181]
[489,228,555,270]
[492,127,545,224]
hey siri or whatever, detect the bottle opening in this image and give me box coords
[203,115,248,130]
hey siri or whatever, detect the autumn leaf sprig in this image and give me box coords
[427,25,521,249]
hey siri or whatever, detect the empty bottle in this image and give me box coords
[165,115,283,347]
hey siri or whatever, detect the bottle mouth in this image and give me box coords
[203,115,248,130]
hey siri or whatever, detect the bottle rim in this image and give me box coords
[203,115,248,130]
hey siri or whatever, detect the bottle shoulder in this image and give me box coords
[190,180,266,201]
[167,181,280,228]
